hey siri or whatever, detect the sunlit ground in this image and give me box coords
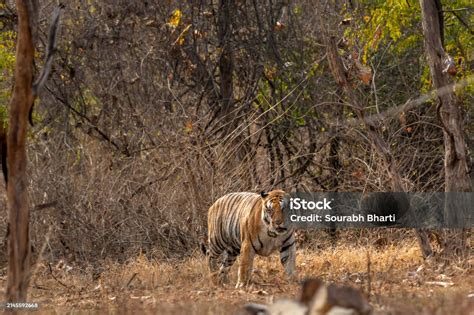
[1,240,472,314]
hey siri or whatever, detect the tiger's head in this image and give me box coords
[260,190,290,238]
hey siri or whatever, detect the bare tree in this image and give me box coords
[419,0,472,256]
[6,0,61,301]
[6,0,37,301]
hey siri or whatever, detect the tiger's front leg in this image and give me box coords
[236,239,255,288]
[280,233,297,280]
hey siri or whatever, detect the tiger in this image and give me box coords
[205,189,296,288]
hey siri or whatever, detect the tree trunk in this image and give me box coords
[6,0,37,302]
[217,0,234,116]
[419,0,472,257]
[0,122,8,184]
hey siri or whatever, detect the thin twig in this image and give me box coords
[31,201,58,212]
[124,272,138,289]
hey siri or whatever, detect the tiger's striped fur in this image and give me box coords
[207,190,296,288]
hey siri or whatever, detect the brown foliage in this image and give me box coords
[0,0,469,271]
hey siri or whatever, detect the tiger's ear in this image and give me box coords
[260,191,269,198]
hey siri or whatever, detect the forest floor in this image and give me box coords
[0,239,473,314]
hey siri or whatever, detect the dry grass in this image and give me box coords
[1,239,472,314]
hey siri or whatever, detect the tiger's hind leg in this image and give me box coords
[208,252,220,274]
[217,248,239,285]
[207,238,224,285]
[208,239,239,285]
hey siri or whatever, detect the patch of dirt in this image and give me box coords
[1,241,472,314]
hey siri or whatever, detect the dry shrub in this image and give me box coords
[0,0,467,272]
